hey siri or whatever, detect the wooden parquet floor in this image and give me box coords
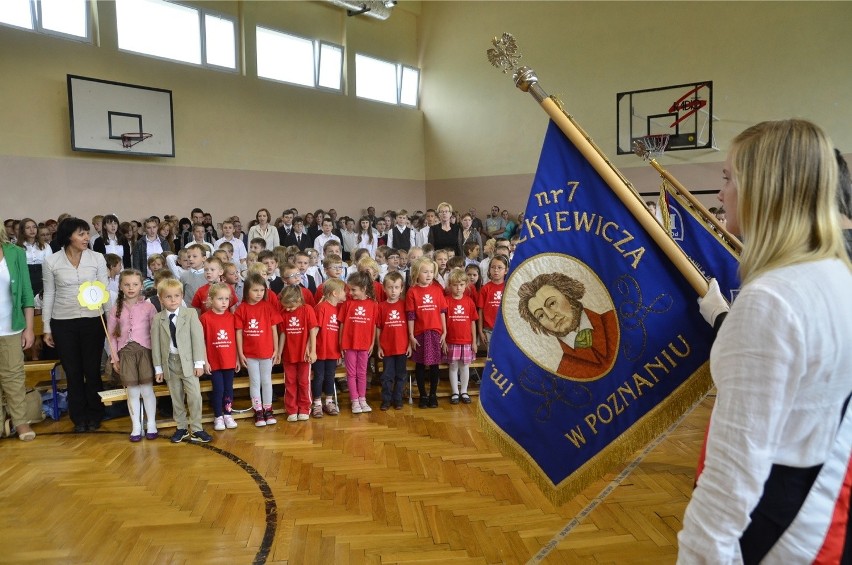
[0,389,713,564]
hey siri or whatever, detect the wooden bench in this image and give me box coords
[378,357,487,403]
[96,358,486,427]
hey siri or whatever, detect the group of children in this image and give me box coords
[100,215,512,444]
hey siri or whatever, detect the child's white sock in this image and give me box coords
[126,385,142,435]
[459,364,470,394]
[448,361,460,395]
[140,383,158,433]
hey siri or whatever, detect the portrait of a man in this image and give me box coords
[517,272,618,380]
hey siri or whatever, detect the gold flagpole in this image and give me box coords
[645,157,743,254]
[487,33,709,296]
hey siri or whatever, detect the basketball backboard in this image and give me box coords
[67,74,175,157]
[616,81,713,155]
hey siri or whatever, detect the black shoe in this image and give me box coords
[190,430,213,443]
[461,393,472,404]
[87,420,101,431]
[419,396,429,408]
[429,395,438,408]
[450,394,460,405]
[394,402,404,410]
[380,402,390,411]
[170,429,190,443]
[73,423,88,433]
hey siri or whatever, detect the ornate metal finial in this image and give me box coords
[487,33,521,74]
[633,139,652,161]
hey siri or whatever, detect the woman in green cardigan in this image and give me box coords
[0,225,36,440]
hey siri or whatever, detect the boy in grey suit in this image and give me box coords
[151,279,211,443]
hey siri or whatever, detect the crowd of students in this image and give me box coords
[5,201,521,444]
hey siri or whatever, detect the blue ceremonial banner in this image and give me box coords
[479,120,716,503]
[660,183,740,302]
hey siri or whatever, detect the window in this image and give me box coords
[115,0,237,70]
[256,26,343,91]
[0,0,90,40]
[355,54,419,107]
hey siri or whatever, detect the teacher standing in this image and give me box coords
[0,225,36,441]
[678,120,852,563]
[428,202,461,256]
[43,218,108,433]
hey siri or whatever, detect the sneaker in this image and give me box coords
[359,398,372,413]
[213,416,226,431]
[429,395,438,408]
[191,430,213,443]
[311,403,324,418]
[286,414,298,422]
[254,410,267,427]
[297,413,309,421]
[352,402,362,414]
[419,396,429,409]
[223,414,238,429]
[380,402,390,411]
[264,410,277,425]
[324,401,339,416]
[170,429,190,443]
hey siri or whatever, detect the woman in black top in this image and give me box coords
[92,214,131,268]
[428,202,461,256]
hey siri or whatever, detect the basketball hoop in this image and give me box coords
[120,132,152,149]
[632,134,670,161]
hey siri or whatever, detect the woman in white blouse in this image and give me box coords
[247,208,279,250]
[679,120,852,563]
[16,218,52,297]
[42,218,109,433]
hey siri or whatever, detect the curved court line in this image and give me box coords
[37,430,278,565]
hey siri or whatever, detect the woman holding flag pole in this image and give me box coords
[679,120,852,563]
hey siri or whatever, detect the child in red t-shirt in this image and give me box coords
[464,264,481,307]
[445,269,478,405]
[478,255,508,353]
[279,286,318,421]
[377,271,410,410]
[340,272,379,414]
[311,278,346,418]
[406,257,447,408]
[191,257,238,314]
[235,272,283,427]
[200,283,240,431]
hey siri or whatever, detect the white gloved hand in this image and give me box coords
[697,278,730,326]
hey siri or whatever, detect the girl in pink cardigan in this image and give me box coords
[107,269,159,442]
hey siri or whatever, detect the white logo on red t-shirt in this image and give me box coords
[288,316,300,327]
[423,294,433,304]
[389,310,400,321]
[249,319,259,329]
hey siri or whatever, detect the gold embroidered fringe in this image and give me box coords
[478,362,712,506]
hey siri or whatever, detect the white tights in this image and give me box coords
[448,361,470,395]
[126,383,158,435]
